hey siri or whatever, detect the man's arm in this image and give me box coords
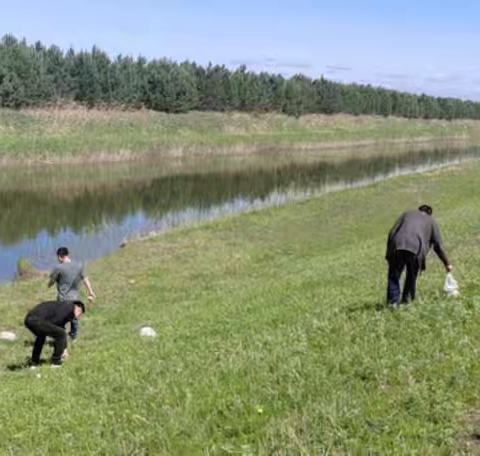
[47,268,59,288]
[431,220,452,272]
[83,277,96,301]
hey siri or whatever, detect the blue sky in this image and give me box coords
[1,0,480,100]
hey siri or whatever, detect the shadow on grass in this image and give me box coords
[7,359,49,371]
[346,301,386,314]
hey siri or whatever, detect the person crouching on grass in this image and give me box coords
[24,300,85,368]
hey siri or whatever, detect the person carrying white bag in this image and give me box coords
[386,204,453,306]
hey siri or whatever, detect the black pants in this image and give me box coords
[387,250,420,304]
[25,317,66,365]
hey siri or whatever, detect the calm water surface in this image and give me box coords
[0,146,478,282]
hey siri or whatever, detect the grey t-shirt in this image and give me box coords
[50,261,85,302]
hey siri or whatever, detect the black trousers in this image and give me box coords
[25,317,66,365]
[387,250,420,304]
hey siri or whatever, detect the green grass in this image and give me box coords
[0,108,477,163]
[1,162,480,453]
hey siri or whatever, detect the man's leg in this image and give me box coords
[402,254,420,303]
[387,253,405,305]
[25,318,47,365]
[45,323,67,365]
[25,317,67,366]
[32,336,46,365]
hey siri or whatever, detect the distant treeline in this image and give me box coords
[1,34,479,119]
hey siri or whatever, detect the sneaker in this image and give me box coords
[51,364,62,368]
[29,364,39,370]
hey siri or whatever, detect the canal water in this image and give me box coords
[0,146,478,282]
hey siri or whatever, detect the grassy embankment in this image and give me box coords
[1,160,480,453]
[0,108,479,164]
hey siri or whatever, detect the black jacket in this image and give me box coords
[386,209,450,270]
[25,300,75,328]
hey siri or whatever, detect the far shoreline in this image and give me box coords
[0,109,479,166]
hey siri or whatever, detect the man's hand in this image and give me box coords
[446,264,453,273]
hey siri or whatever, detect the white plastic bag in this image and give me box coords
[139,326,157,337]
[444,272,460,297]
[0,331,17,341]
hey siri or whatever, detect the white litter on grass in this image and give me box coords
[0,331,17,341]
[444,273,460,297]
[139,326,157,338]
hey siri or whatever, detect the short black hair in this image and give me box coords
[56,247,69,257]
[73,300,86,314]
[418,204,433,215]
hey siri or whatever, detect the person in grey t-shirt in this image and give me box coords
[48,247,95,340]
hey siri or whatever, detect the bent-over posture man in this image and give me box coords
[24,300,85,367]
[48,247,95,340]
[386,204,452,306]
